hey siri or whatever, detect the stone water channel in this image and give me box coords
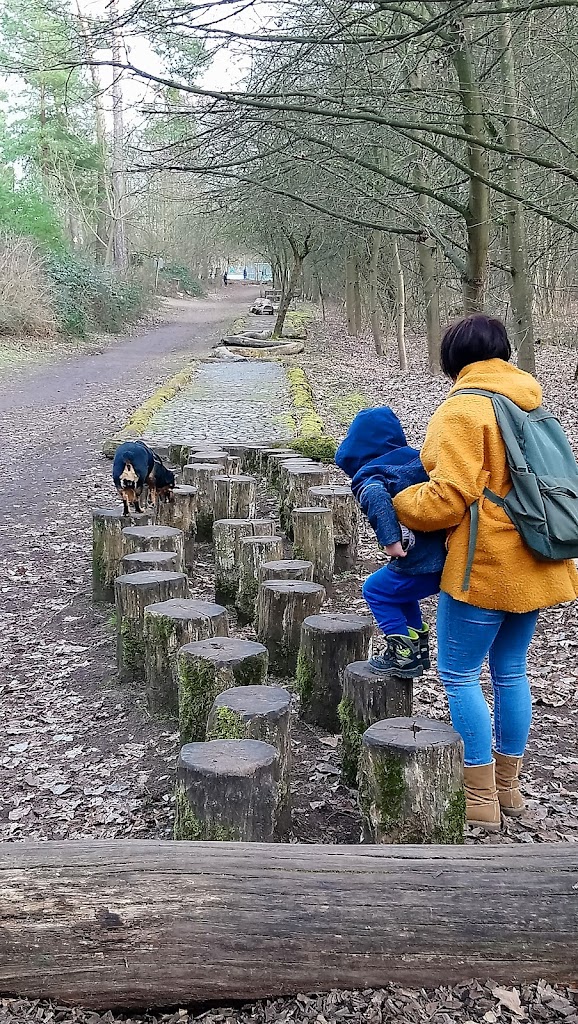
[144,360,293,445]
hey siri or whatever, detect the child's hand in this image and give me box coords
[385,541,407,558]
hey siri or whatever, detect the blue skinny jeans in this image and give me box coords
[437,592,538,767]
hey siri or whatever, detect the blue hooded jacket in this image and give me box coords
[335,407,446,576]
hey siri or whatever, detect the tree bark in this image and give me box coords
[345,253,357,336]
[291,507,335,588]
[92,508,153,603]
[236,535,285,622]
[256,580,326,675]
[121,525,185,572]
[177,637,268,742]
[109,0,129,272]
[391,238,408,372]
[368,230,385,356]
[213,518,275,605]
[156,485,197,568]
[115,570,188,684]
[338,661,413,787]
[413,164,441,373]
[297,613,373,732]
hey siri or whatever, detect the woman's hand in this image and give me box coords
[385,541,407,558]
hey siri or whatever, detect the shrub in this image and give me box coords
[158,263,205,297]
[44,250,150,336]
[0,234,57,337]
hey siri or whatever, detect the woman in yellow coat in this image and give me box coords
[394,314,578,830]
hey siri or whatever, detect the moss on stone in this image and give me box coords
[296,649,314,709]
[178,656,217,743]
[206,705,245,741]
[337,697,364,787]
[173,783,241,841]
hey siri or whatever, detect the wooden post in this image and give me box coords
[236,535,284,622]
[212,474,257,523]
[281,465,329,536]
[297,613,373,732]
[206,684,291,834]
[156,485,197,568]
[227,456,242,476]
[115,570,188,684]
[277,459,315,519]
[122,524,185,571]
[92,508,153,603]
[265,450,298,489]
[358,716,465,844]
[213,518,276,605]
[121,550,180,574]
[292,507,334,587]
[181,463,224,540]
[256,580,326,676]
[338,662,413,787]
[175,739,282,842]
[307,484,359,570]
[241,444,276,475]
[143,598,229,719]
[258,559,314,584]
[177,636,268,743]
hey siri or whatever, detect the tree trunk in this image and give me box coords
[345,253,357,336]
[391,238,408,371]
[273,253,302,337]
[368,230,385,356]
[110,0,129,272]
[497,4,536,374]
[353,255,362,334]
[413,165,441,372]
[115,570,188,684]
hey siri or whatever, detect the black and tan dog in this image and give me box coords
[112,440,175,515]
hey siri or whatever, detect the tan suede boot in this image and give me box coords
[494,751,524,817]
[464,762,501,831]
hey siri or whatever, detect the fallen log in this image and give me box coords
[0,841,576,1008]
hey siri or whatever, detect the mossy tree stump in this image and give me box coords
[241,444,276,475]
[115,570,188,684]
[266,451,299,489]
[236,535,284,623]
[292,507,335,587]
[92,508,153,603]
[281,465,328,536]
[258,559,314,584]
[206,684,291,835]
[358,717,465,845]
[143,598,229,719]
[226,456,242,476]
[277,459,315,515]
[213,518,276,605]
[338,662,413,787]
[181,463,225,540]
[212,474,257,523]
[307,485,359,571]
[174,739,282,842]
[177,636,268,743]
[256,580,326,676]
[122,525,185,572]
[297,613,373,732]
[121,550,180,574]
[156,485,197,568]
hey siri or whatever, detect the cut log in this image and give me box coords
[236,535,285,622]
[212,474,257,523]
[92,508,153,603]
[297,613,373,732]
[168,443,186,466]
[143,598,229,719]
[227,456,242,476]
[292,507,335,587]
[258,559,314,584]
[181,463,225,540]
[256,580,326,676]
[177,636,268,743]
[359,716,465,844]
[254,447,288,477]
[121,524,185,571]
[307,484,359,570]
[114,570,188,684]
[280,464,328,535]
[121,550,180,574]
[213,518,276,605]
[175,740,282,842]
[156,485,197,567]
[241,444,275,475]
[338,662,413,787]
[206,684,291,834]
[266,450,303,489]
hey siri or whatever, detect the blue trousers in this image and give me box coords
[437,592,538,767]
[362,565,441,636]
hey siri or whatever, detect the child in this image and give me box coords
[335,407,446,677]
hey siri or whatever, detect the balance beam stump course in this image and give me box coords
[339,661,413,786]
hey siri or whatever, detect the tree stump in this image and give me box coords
[307,484,359,570]
[206,684,291,834]
[213,518,276,605]
[258,559,314,584]
[181,463,225,540]
[226,456,242,476]
[256,580,326,675]
[241,444,275,475]
[292,507,335,587]
[297,613,373,731]
[115,570,188,684]
[282,466,331,536]
[143,598,229,719]
[266,450,303,489]
[121,550,181,574]
[212,474,257,523]
[122,524,185,571]
[338,662,414,787]
[156,485,197,567]
[92,508,153,603]
[168,443,186,466]
[358,717,465,844]
[236,535,284,622]
[174,739,282,842]
[177,636,268,743]
[278,461,318,534]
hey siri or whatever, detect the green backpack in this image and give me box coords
[454,388,578,591]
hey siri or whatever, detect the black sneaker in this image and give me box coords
[369,630,423,678]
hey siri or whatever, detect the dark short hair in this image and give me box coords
[440,314,512,380]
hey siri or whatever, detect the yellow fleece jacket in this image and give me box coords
[393,359,578,612]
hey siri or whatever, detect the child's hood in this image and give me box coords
[335,406,407,479]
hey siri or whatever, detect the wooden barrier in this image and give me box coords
[1,841,577,1008]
